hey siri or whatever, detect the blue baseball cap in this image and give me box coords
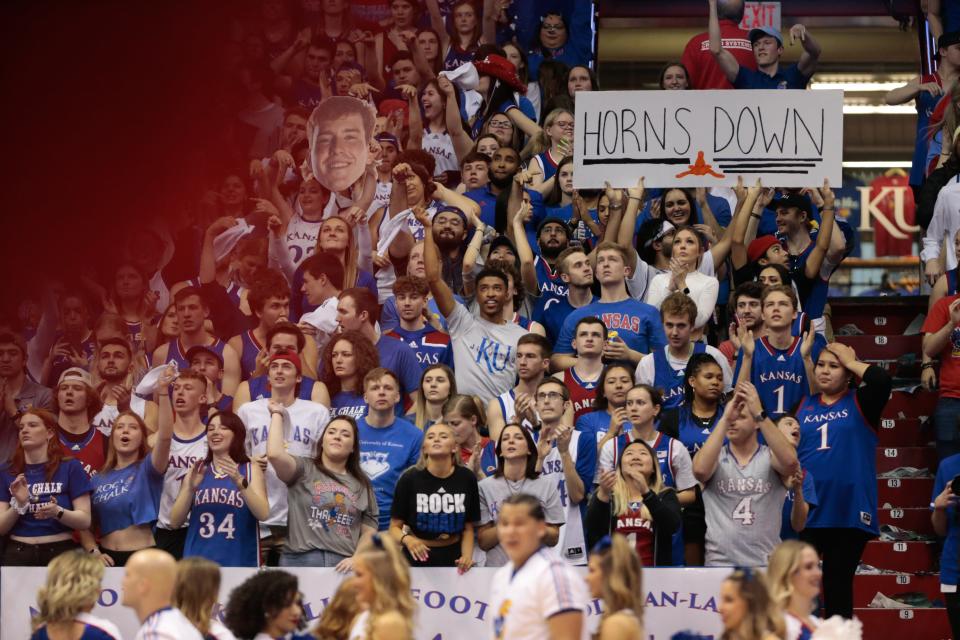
[749,26,783,46]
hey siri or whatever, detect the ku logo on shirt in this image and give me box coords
[360,451,390,480]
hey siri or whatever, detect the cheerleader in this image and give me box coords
[169,411,269,567]
[30,550,121,640]
[718,568,784,640]
[224,570,313,640]
[795,343,891,618]
[584,534,644,640]
[489,493,589,640]
[174,557,237,640]
[349,534,416,640]
[767,540,822,640]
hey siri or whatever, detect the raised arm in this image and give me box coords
[741,382,800,476]
[929,0,945,39]
[424,0,451,51]
[400,84,424,150]
[730,180,763,269]
[790,25,822,78]
[708,0,740,83]
[151,366,177,475]
[511,198,541,295]
[265,403,298,484]
[418,207,457,317]
[437,75,475,161]
[692,401,733,483]
[199,217,237,285]
[803,181,836,280]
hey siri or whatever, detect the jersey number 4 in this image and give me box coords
[198,512,236,540]
[732,497,755,526]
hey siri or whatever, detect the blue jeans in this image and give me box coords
[279,549,349,568]
[934,397,960,462]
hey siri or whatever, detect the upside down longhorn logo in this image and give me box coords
[492,599,511,639]
[676,151,725,179]
[359,451,390,480]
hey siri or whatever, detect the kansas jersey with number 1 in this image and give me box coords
[795,390,879,534]
[184,462,259,567]
[736,336,821,417]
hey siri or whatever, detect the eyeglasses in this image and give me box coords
[536,391,565,401]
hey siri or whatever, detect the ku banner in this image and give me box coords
[0,566,729,639]
[574,90,843,189]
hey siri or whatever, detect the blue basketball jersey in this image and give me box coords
[676,406,723,458]
[574,409,613,449]
[238,330,263,380]
[653,344,706,411]
[164,338,226,371]
[737,336,818,417]
[948,266,959,297]
[248,374,316,402]
[795,391,878,534]
[384,326,454,372]
[183,462,260,566]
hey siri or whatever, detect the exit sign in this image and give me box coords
[740,2,781,32]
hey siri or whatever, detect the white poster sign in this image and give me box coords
[0,566,728,640]
[740,2,782,32]
[573,90,843,189]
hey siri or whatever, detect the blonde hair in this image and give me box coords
[356,536,416,638]
[593,534,644,632]
[313,577,361,640]
[173,557,221,636]
[611,440,665,519]
[33,550,104,628]
[415,421,460,469]
[521,108,572,160]
[320,216,359,291]
[720,569,786,640]
[767,540,817,611]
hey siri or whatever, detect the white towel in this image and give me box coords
[213,219,254,262]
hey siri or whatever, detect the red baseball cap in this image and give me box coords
[747,235,783,263]
[269,350,302,375]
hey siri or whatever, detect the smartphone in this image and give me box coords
[951,475,960,495]
[800,313,812,335]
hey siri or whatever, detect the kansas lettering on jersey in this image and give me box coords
[795,391,878,534]
[653,344,706,411]
[738,336,815,417]
[385,326,453,371]
[563,368,599,421]
[184,463,259,567]
[159,432,208,529]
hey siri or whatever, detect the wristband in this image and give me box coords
[9,497,29,515]
[56,508,65,520]
[921,361,938,370]
[628,196,643,202]
[401,533,410,545]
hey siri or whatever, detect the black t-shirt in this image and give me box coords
[391,465,481,540]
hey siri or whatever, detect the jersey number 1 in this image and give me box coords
[816,423,830,451]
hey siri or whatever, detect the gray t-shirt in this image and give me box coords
[703,444,787,567]
[478,474,565,567]
[284,456,378,556]
[446,304,528,402]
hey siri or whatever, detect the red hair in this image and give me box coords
[11,409,66,481]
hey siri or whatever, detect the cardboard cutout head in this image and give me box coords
[307,96,376,193]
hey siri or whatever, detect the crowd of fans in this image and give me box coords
[9,0,960,638]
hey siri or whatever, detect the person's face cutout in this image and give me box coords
[309,97,373,193]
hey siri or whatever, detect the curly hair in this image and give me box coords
[224,570,303,639]
[321,330,380,396]
[33,550,104,629]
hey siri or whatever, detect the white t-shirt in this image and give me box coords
[158,429,209,530]
[422,129,458,176]
[634,344,733,393]
[285,212,323,268]
[626,248,715,302]
[489,547,591,640]
[134,607,203,640]
[644,270,719,329]
[238,398,330,527]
